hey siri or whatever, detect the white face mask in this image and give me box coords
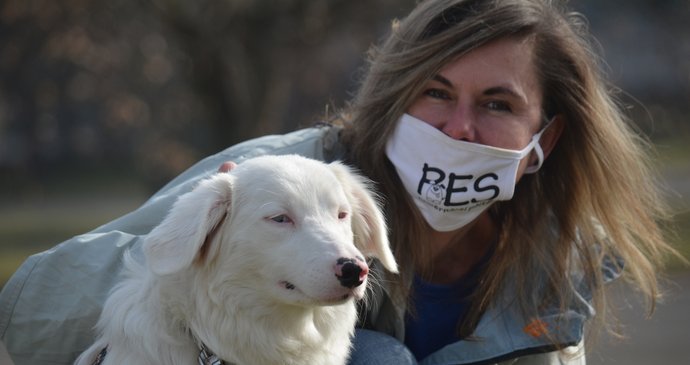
[385,113,550,231]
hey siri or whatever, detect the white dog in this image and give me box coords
[75,154,398,365]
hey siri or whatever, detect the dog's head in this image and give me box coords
[143,154,398,306]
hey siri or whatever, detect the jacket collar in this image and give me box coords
[363,244,622,364]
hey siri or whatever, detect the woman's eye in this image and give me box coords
[485,100,512,112]
[269,214,293,224]
[424,88,451,100]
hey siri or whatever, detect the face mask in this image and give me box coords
[385,113,550,232]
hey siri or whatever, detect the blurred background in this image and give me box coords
[0,0,688,363]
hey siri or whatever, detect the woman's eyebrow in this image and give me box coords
[431,74,453,88]
[484,86,526,103]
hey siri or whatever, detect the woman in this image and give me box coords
[0,0,677,364]
[339,0,675,363]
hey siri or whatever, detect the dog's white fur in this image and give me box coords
[75,155,398,365]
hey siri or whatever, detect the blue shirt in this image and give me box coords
[404,275,475,360]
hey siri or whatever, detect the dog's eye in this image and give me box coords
[269,214,293,224]
[338,212,348,220]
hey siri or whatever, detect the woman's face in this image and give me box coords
[408,36,544,154]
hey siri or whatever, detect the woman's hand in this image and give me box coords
[218,161,237,173]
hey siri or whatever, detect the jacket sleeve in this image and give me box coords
[0,126,340,365]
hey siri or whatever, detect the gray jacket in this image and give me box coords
[0,125,588,365]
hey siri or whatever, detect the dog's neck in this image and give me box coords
[189,297,357,365]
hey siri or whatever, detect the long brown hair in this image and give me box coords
[342,0,679,341]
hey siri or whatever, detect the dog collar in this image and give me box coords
[198,343,226,365]
[91,347,108,365]
[89,344,226,365]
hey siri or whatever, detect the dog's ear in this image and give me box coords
[144,173,233,275]
[329,162,398,273]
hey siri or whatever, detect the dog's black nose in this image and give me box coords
[335,258,368,288]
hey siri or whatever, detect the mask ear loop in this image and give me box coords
[523,142,544,174]
[523,116,554,174]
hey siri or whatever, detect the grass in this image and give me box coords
[667,211,690,271]
[0,217,110,285]
[0,178,148,290]
[656,136,690,271]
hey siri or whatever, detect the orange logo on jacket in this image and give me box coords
[523,319,549,338]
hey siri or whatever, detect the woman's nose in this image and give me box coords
[439,107,475,141]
